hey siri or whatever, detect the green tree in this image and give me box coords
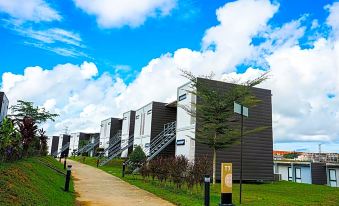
[181,71,268,184]
[19,117,38,157]
[9,100,59,124]
[129,146,146,164]
[0,118,22,162]
[38,129,48,156]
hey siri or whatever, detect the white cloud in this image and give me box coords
[73,0,176,28]
[2,0,339,151]
[0,0,61,23]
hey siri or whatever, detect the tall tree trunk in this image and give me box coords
[213,147,216,184]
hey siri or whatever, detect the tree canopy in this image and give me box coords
[9,100,59,124]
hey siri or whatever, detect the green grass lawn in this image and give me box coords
[0,156,75,206]
[71,156,339,206]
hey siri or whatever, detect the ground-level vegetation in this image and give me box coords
[0,156,75,206]
[71,156,339,206]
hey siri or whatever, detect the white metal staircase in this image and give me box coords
[77,137,100,155]
[101,131,122,156]
[53,142,70,157]
[147,121,176,161]
[99,135,134,166]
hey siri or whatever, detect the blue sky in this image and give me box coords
[0,0,333,78]
[1,0,339,152]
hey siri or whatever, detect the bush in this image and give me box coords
[0,118,22,162]
[169,155,189,189]
[127,146,146,173]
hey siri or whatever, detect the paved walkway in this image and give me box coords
[67,160,174,206]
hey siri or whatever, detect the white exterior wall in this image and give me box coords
[175,83,196,161]
[275,163,312,184]
[57,134,63,155]
[99,119,111,156]
[133,103,153,156]
[276,165,289,181]
[47,136,53,155]
[69,133,80,155]
[121,111,132,158]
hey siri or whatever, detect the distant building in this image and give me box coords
[274,160,339,187]
[99,118,122,156]
[0,92,9,124]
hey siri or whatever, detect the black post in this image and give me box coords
[64,165,72,192]
[204,175,210,206]
[63,156,67,170]
[96,159,99,168]
[122,162,126,177]
[240,105,244,204]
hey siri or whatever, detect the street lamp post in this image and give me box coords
[234,102,248,205]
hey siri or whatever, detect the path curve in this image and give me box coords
[68,160,174,206]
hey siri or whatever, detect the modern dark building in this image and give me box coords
[176,78,273,182]
[69,132,92,155]
[48,136,59,156]
[0,92,9,124]
[133,101,177,158]
[99,118,122,156]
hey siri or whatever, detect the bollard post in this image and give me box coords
[122,162,126,177]
[204,175,210,206]
[64,165,72,192]
[64,156,67,169]
[96,159,99,168]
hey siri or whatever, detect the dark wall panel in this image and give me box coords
[150,102,177,158]
[128,111,136,154]
[51,136,59,155]
[194,78,273,181]
[311,163,327,185]
[61,135,71,157]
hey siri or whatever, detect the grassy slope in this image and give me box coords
[72,156,339,206]
[0,156,75,206]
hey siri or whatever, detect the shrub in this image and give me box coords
[0,118,22,162]
[169,155,189,189]
[129,146,146,165]
[139,163,150,180]
[128,146,146,173]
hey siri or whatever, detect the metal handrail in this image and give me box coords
[100,135,134,166]
[53,142,70,156]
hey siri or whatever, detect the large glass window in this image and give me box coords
[288,167,293,181]
[295,168,302,183]
[329,169,337,187]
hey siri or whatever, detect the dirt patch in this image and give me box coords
[76,200,92,206]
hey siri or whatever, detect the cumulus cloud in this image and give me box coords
[2,0,339,150]
[73,0,176,28]
[0,0,61,23]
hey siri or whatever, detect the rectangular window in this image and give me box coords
[136,115,139,119]
[288,167,293,181]
[329,169,337,187]
[147,109,152,115]
[295,168,302,183]
[179,93,187,101]
[123,117,127,120]
[176,139,185,145]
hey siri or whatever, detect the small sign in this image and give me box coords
[234,102,248,117]
[221,163,232,194]
[176,139,185,145]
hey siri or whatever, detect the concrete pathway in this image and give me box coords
[67,160,174,206]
